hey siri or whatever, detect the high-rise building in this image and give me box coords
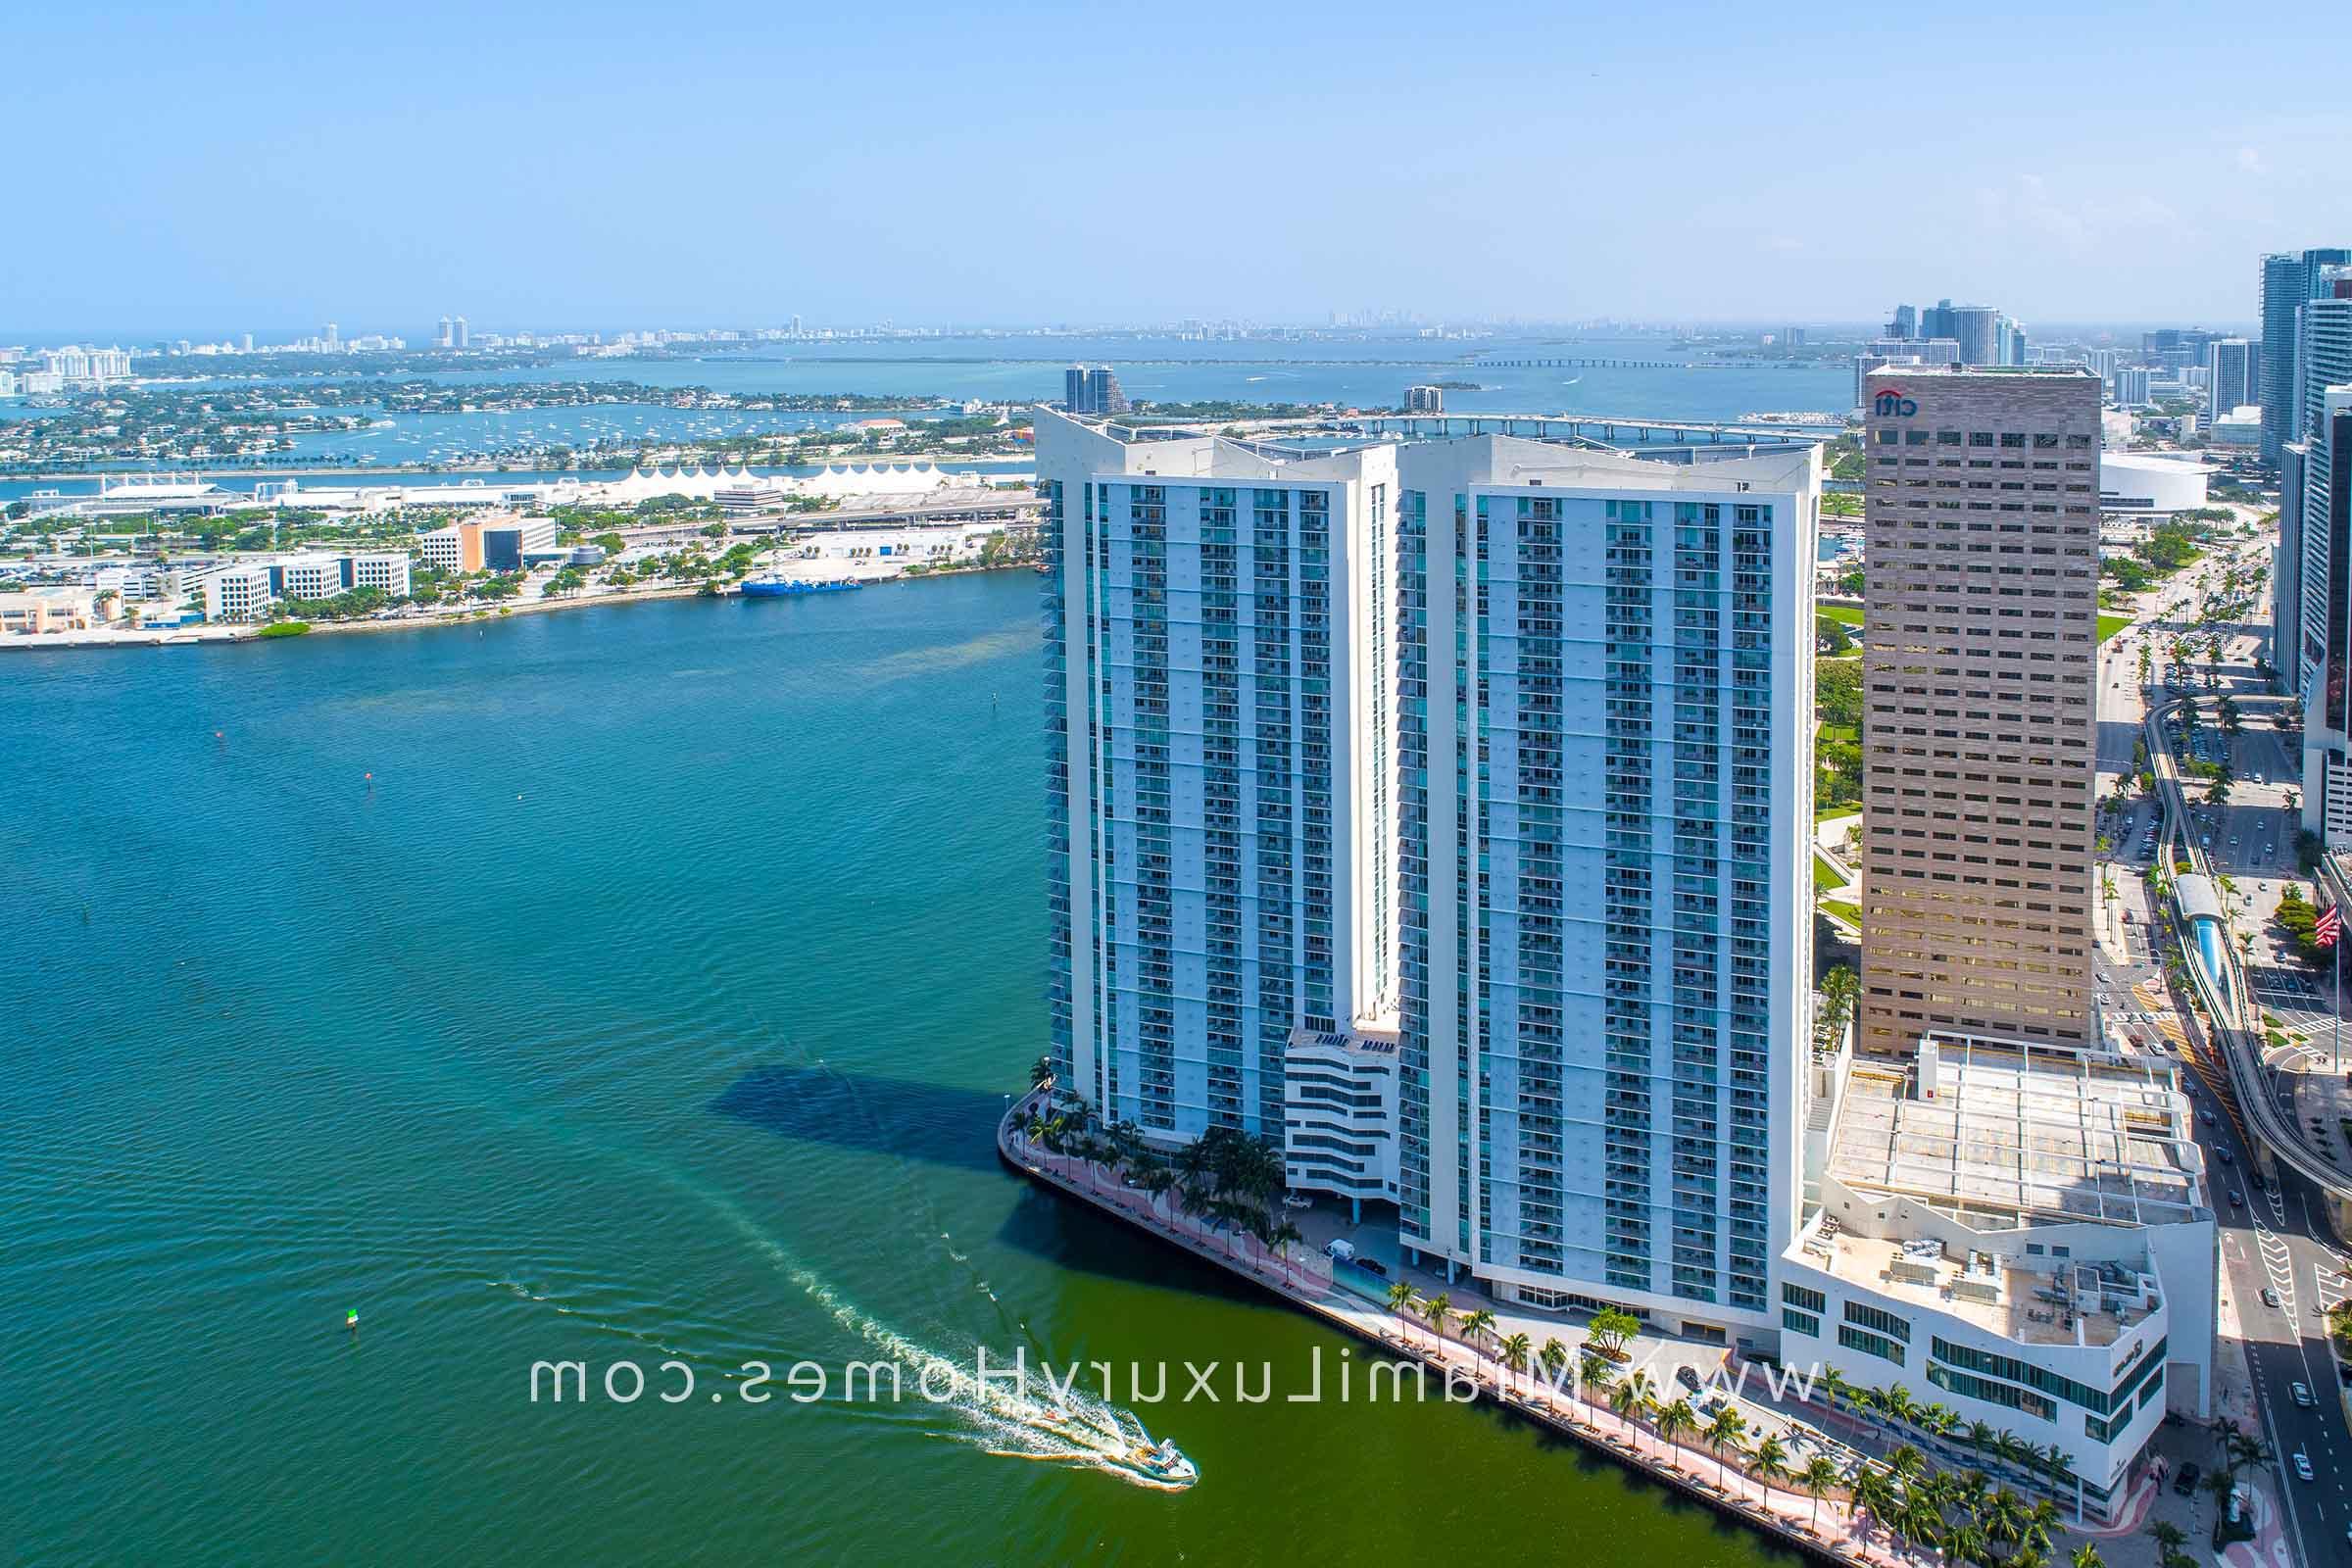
[1393,436,1818,1339]
[1857,367,2103,1056]
[2290,286,2352,837]
[1856,340,1959,411]
[437,316,455,349]
[324,322,340,352]
[2204,337,2258,419]
[1404,384,1445,413]
[1919,300,1958,344]
[1063,364,1130,416]
[2112,368,2153,408]
[1783,326,1807,348]
[1951,306,2002,366]
[2297,385,2352,843]
[2261,248,2352,466]
[1036,412,1398,1142]
[241,332,254,353]
[1037,408,1823,1343]
[1887,304,1917,340]
[454,316,469,351]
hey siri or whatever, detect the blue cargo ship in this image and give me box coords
[741,575,863,598]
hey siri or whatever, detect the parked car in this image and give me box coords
[2263,1288,2283,1309]
[1356,1256,1388,1278]
[2173,1462,2201,1496]
[1675,1365,1703,1393]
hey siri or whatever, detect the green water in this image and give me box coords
[1,575,1789,1565]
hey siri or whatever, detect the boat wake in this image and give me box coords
[494,1160,1197,1494]
[787,1257,1198,1492]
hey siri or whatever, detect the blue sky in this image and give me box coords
[6,0,2349,335]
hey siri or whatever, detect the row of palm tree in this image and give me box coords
[1371,1288,2085,1567]
[1816,1369,2074,1488]
[1841,1444,2079,1568]
[1017,1082,1305,1274]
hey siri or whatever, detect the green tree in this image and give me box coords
[1498,1331,1532,1392]
[1702,1404,1748,1488]
[1800,1454,1841,1532]
[1587,1306,1640,1355]
[1817,658,1864,728]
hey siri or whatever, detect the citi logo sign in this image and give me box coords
[1873,388,1919,417]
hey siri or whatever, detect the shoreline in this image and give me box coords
[994,1087,2193,1568]
[0,452,1031,484]
[997,1089,1874,1567]
[0,564,1031,653]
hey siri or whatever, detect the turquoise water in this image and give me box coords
[0,576,1788,1565]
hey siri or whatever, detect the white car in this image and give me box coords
[2293,1381,2316,1407]
[2295,1450,2314,1482]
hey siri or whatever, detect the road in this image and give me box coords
[2118,527,2352,1564]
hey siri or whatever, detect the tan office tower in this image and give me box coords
[1856,367,2103,1055]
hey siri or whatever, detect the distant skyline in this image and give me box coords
[7,0,2349,331]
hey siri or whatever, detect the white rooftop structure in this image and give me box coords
[1827,1034,2204,1229]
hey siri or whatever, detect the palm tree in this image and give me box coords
[1608,1373,1644,1431]
[2027,1496,2060,1552]
[1655,1398,1696,1469]
[1883,1384,1918,1428]
[2144,1521,2187,1558]
[1751,1434,1789,1509]
[1818,1365,1853,1413]
[1421,1292,1452,1343]
[1849,1467,1897,1546]
[1498,1331,1532,1394]
[1539,1336,1569,1392]
[1943,1518,1989,1568]
[1028,1054,1054,1092]
[1386,1280,1419,1342]
[1887,1444,1927,1483]
[1968,1419,1997,1457]
[1984,1488,2026,1554]
[1461,1307,1497,1350]
[2011,1547,2047,1568]
[2069,1542,2104,1568]
[1801,1454,1841,1533]
[1264,1219,1302,1283]
[1702,1404,1748,1488]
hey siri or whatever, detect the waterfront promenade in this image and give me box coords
[998,1090,2281,1568]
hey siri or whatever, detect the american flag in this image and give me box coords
[2319,905,2341,949]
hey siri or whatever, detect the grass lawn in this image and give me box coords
[1816,805,1861,829]
[2097,613,2132,643]
[1821,898,1863,929]
[1819,722,1860,746]
[1814,852,1850,892]
[1819,605,1864,626]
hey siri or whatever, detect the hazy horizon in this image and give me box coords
[6,0,2349,332]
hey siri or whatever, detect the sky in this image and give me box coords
[7,0,2351,337]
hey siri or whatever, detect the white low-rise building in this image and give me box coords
[1780,1034,2213,1526]
[188,552,414,619]
[190,563,275,621]
[1281,1024,1399,1219]
[2098,451,2212,513]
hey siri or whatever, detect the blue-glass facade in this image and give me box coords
[1392,441,1812,1333]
